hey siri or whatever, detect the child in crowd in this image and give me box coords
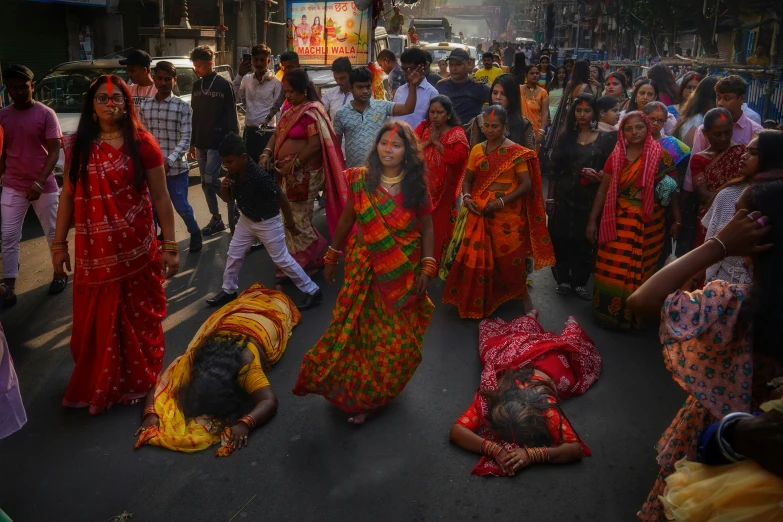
[596,95,620,131]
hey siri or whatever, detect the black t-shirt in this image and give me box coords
[231,160,281,222]
[191,72,239,150]
[436,78,490,125]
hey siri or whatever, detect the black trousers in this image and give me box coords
[548,201,595,287]
[243,126,273,164]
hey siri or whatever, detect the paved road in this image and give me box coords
[0,177,685,522]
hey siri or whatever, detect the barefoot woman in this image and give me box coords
[293,121,435,424]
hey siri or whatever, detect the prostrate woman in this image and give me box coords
[449,311,600,476]
[53,75,179,414]
[443,105,554,318]
[626,175,783,520]
[689,108,746,247]
[546,94,615,300]
[135,285,295,455]
[414,96,470,261]
[702,131,783,285]
[587,111,679,329]
[520,65,549,149]
[293,122,435,425]
[261,69,346,277]
[467,74,535,151]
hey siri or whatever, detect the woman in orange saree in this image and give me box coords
[520,65,549,150]
[261,69,347,276]
[52,76,179,414]
[587,111,678,329]
[442,105,554,319]
[414,95,470,261]
[293,121,435,424]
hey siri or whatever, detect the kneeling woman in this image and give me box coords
[293,121,435,424]
[449,312,601,476]
[443,105,554,319]
[135,285,298,455]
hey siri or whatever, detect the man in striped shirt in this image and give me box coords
[139,61,202,252]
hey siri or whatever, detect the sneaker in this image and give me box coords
[574,286,591,301]
[48,276,68,295]
[250,240,264,251]
[297,289,323,310]
[202,217,226,236]
[206,290,237,307]
[189,231,203,253]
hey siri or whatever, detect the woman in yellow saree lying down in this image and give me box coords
[134,284,300,456]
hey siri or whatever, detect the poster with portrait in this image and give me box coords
[286,1,370,65]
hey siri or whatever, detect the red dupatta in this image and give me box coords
[66,136,159,285]
[348,167,426,312]
[275,101,347,235]
[414,122,470,207]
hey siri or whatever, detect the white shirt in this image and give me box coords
[233,71,283,127]
[322,86,354,121]
[392,78,438,130]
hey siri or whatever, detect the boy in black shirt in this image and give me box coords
[190,45,239,235]
[206,134,322,310]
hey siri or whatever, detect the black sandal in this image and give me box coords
[574,286,591,301]
[556,283,571,295]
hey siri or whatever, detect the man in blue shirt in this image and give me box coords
[435,49,490,125]
[393,48,438,130]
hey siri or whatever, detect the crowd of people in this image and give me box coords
[1,38,782,522]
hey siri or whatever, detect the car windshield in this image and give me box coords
[428,49,451,62]
[34,66,198,113]
[389,37,404,58]
[418,28,445,42]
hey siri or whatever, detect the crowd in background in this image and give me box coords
[1,37,783,522]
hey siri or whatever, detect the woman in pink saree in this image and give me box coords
[261,69,346,277]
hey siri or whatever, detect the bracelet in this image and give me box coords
[498,197,505,209]
[262,147,272,154]
[525,446,550,464]
[52,240,69,252]
[324,247,341,265]
[706,236,727,259]
[420,257,438,279]
[462,193,472,200]
[143,405,157,417]
[328,246,343,255]
[716,412,753,462]
[33,181,45,192]
[238,414,256,431]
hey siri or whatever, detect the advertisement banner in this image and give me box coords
[286,1,370,65]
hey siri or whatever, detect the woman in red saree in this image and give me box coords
[442,105,554,319]
[449,311,601,476]
[414,95,469,261]
[690,108,746,247]
[53,75,179,415]
[293,121,435,425]
[261,69,347,276]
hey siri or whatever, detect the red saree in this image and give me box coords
[62,134,167,415]
[414,122,470,261]
[443,143,554,319]
[691,144,745,246]
[455,314,601,476]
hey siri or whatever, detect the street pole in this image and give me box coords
[158,0,166,55]
[219,0,226,64]
[251,0,258,45]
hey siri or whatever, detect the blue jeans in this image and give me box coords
[196,148,223,216]
[160,171,200,234]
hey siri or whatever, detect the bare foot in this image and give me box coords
[348,413,371,424]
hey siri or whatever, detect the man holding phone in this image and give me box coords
[233,44,282,163]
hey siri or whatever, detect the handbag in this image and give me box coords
[439,204,469,281]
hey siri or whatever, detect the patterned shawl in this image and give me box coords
[599,111,663,243]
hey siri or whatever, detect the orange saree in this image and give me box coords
[443,143,554,319]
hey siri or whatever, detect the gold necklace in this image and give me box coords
[99,130,123,140]
[381,171,406,185]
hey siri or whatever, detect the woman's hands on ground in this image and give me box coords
[228,422,250,449]
[134,414,159,436]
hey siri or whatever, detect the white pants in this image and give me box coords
[1,187,59,280]
[222,213,319,295]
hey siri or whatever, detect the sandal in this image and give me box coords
[574,286,591,301]
[556,283,571,295]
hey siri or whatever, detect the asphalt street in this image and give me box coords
[0,176,685,522]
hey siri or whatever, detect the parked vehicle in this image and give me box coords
[411,18,452,44]
[33,56,234,178]
[388,34,411,59]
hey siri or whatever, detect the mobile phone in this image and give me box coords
[243,53,251,62]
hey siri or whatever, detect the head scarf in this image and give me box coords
[598,111,663,243]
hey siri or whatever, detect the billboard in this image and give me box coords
[287,1,370,65]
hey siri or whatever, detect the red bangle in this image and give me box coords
[143,405,157,417]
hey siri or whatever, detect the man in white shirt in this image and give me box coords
[233,44,282,163]
[120,50,158,105]
[322,57,353,121]
[393,48,438,130]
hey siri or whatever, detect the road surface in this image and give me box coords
[0,177,685,521]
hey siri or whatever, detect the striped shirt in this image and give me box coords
[138,94,192,175]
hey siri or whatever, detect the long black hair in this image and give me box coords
[366,121,429,210]
[428,95,461,127]
[68,75,146,190]
[630,79,658,111]
[176,335,252,428]
[671,76,719,139]
[756,129,783,174]
[510,52,527,84]
[283,68,320,102]
[563,93,597,140]
[647,63,678,104]
[566,60,591,94]
[677,71,704,102]
[489,74,525,134]
[547,65,568,91]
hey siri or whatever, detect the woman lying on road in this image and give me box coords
[135,285,298,455]
[449,311,601,476]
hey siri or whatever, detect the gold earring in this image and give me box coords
[92,112,97,121]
